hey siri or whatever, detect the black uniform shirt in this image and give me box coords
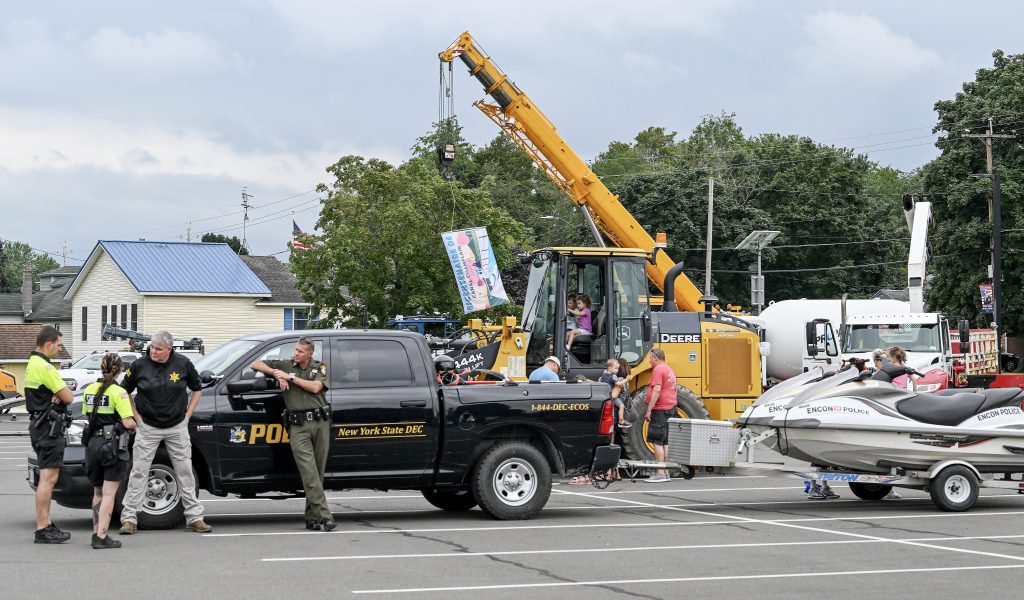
[122,350,201,428]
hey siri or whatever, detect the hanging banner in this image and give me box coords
[979,283,994,314]
[441,227,508,313]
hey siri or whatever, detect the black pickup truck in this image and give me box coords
[29,330,620,527]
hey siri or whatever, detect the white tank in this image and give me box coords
[758,299,911,380]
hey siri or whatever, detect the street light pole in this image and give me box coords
[736,230,781,315]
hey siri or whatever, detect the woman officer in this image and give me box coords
[81,354,137,549]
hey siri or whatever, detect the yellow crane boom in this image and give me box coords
[439,31,708,312]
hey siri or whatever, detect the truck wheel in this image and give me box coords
[928,465,979,512]
[125,449,187,530]
[421,489,478,512]
[848,482,893,501]
[621,385,709,460]
[471,442,551,520]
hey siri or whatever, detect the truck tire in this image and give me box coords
[848,482,893,501]
[117,448,186,530]
[421,489,478,512]
[929,465,979,512]
[621,385,710,460]
[471,441,551,520]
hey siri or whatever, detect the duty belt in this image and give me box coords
[284,406,330,425]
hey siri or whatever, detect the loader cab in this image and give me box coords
[521,249,652,380]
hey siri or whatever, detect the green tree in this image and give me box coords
[0,241,60,293]
[200,233,249,255]
[594,114,908,307]
[922,50,1024,332]
[290,155,531,327]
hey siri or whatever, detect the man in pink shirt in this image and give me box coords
[643,348,677,482]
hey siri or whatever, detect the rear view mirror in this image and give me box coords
[227,372,268,395]
[958,319,971,348]
[805,322,819,357]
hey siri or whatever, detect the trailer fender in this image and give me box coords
[915,460,982,481]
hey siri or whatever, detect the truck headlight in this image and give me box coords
[66,419,87,446]
[62,378,77,391]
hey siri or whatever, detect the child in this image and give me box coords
[598,358,626,480]
[566,294,592,350]
[566,295,577,332]
[613,357,632,428]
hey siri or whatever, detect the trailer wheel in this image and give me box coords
[421,489,478,512]
[848,482,893,501]
[471,441,551,520]
[621,385,709,460]
[928,465,979,512]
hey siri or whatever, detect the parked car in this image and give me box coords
[59,351,142,393]
[30,329,620,527]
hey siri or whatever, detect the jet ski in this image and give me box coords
[739,366,1024,473]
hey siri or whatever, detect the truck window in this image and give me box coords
[239,340,324,378]
[332,340,414,388]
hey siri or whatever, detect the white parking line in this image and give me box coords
[555,488,1024,563]
[263,534,1024,562]
[351,565,1024,594]
[203,509,1024,538]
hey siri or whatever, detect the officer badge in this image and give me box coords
[169,371,181,382]
[319,364,326,375]
[229,426,247,444]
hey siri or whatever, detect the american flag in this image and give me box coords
[291,220,311,250]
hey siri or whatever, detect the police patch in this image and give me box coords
[229,426,246,444]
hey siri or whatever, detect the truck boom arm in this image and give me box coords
[439,32,707,312]
[903,197,932,313]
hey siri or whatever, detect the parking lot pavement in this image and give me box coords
[2,429,1024,599]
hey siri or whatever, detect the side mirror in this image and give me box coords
[805,322,819,357]
[958,319,970,348]
[199,370,215,385]
[226,372,268,395]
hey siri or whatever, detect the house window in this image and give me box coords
[111,305,117,333]
[121,304,128,329]
[284,308,310,331]
[131,304,138,330]
[101,305,108,327]
[82,307,88,342]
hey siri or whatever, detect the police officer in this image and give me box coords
[251,336,334,531]
[26,325,73,543]
[119,331,212,534]
[81,354,137,549]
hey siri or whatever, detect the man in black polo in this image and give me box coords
[251,337,334,531]
[25,325,73,543]
[118,331,212,534]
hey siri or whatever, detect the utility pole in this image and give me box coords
[965,117,1014,218]
[61,242,70,267]
[186,223,192,243]
[240,188,254,254]
[966,118,1014,362]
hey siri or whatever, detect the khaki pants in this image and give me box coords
[289,419,331,521]
[120,420,204,525]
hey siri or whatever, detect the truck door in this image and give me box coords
[610,258,651,368]
[214,337,326,488]
[328,337,437,486]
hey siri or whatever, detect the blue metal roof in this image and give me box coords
[99,241,272,295]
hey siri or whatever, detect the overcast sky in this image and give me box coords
[4,0,1022,266]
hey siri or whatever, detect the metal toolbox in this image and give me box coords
[667,418,740,467]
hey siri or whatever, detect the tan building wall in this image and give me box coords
[144,296,286,352]
[0,359,63,395]
[69,252,145,360]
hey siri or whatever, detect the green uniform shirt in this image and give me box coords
[24,351,68,413]
[264,358,329,411]
[81,381,134,429]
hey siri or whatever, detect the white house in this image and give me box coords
[64,241,312,359]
